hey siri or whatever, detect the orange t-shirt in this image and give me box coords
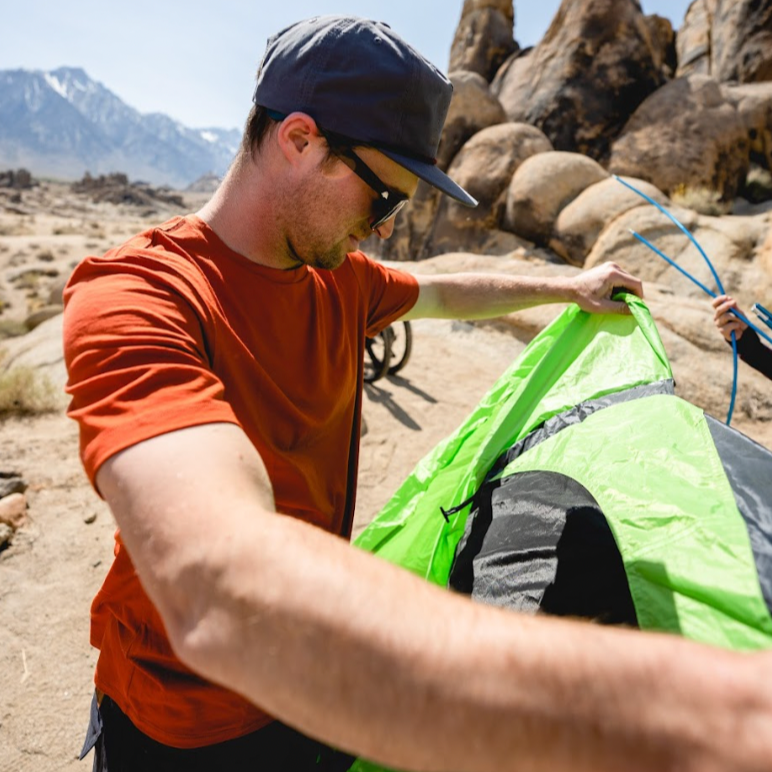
[63,215,419,748]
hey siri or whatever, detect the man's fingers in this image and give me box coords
[598,262,644,300]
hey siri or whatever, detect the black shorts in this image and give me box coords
[79,692,357,772]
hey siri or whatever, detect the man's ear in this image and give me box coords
[275,113,323,167]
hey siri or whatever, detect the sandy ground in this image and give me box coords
[0,182,770,771]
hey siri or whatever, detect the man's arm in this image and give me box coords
[401,262,643,321]
[97,422,772,772]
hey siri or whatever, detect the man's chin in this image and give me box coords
[312,247,350,271]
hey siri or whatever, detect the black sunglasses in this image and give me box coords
[320,129,409,230]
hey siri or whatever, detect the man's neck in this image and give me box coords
[197,156,294,270]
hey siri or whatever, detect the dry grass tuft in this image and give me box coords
[0,355,60,418]
[0,319,29,339]
[743,166,772,204]
[670,184,732,216]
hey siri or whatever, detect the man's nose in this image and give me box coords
[373,215,397,240]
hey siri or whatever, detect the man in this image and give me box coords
[64,15,772,772]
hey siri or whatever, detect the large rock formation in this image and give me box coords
[491,0,670,162]
[449,0,518,82]
[608,75,750,200]
[677,0,772,83]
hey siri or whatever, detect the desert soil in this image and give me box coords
[0,182,769,772]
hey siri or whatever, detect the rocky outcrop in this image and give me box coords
[449,0,518,82]
[677,0,772,83]
[609,75,750,200]
[0,169,36,189]
[492,0,670,162]
[376,0,772,272]
[71,173,184,207]
[712,0,772,83]
[676,0,715,77]
[437,72,507,170]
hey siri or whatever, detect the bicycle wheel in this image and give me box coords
[387,321,412,375]
[364,328,392,383]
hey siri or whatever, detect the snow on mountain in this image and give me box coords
[0,67,241,188]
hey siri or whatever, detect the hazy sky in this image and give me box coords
[5,1,693,131]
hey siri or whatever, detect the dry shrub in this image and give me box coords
[0,319,28,339]
[0,356,59,418]
[670,184,732,216]
[743,166,772,204]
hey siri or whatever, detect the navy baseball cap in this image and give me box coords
[253,16,478,208]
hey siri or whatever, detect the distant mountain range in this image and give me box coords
[0,67,242,189]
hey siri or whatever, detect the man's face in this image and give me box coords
[281,145,419,271]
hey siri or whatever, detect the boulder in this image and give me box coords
[712,0,772,84]
[584,204,772,305]
[609,75,750,201]
[428,123,553,255]
[0,312,68,392]
[25,304,64,331]
[676,0,715,78]
[722,81,772,171]
[549,176,669,265]
[643,14,678,79]
[677,0,772,83]
[437,72,507,171]
[0,473,27,499]
[503,151,608,244]
[449,0,518,82]
[492,0,668,161]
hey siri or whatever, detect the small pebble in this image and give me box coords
[0,494,26,529]
[83,513,98,525]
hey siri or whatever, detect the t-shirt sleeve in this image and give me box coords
[63,257,240,490]
[348,252,419,338]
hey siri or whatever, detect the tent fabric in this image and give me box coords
[705,416,772,613]
[355,297,672,586]
[350,297,772,772]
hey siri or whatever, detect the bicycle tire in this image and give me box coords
[364,329,392,383]
[387,321,412,375]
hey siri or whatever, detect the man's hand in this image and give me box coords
[712,294,748,342]
[569,262,644,315]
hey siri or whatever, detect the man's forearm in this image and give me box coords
[404,272,577,321]
[404,262,643,322]
[169,508,769,772]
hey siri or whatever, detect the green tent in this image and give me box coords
[351,296,772,772]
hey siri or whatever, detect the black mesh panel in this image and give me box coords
[450,471,638,626]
